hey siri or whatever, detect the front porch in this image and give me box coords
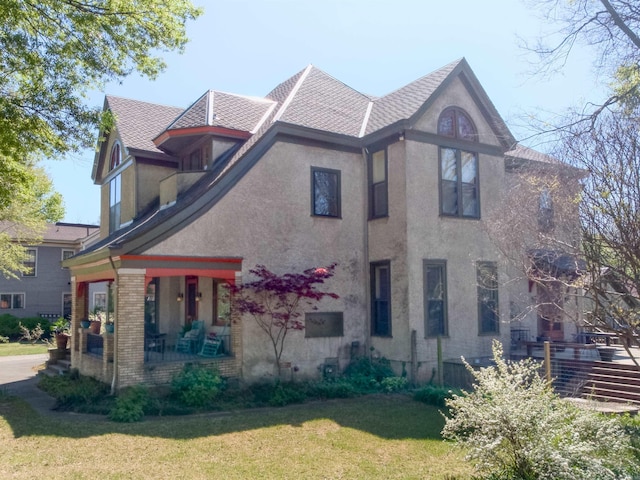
[66,254,244,389]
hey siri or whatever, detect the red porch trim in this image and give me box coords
[121,255,242,265]
[154,126,251,146]
[144,268,237,281]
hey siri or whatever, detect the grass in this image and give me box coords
[0,393,473,479]
[0,342,49,356]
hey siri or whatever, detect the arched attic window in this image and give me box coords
[110,142,122,170]
[437,107,477,141]
[438,107,480,218]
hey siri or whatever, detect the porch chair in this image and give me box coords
[199,334,223,358]
[175,320,205,354]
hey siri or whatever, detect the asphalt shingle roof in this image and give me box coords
[365,59,461,134]
[506,144,558,164]
[274,66,371,137]
[106,96,183,154]
[167,91,275,133]
[86,60,525,256]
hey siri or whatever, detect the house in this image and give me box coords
[63,58,576,389]
[0,222,101,321]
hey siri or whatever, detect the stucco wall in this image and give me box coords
[365,78,512,382]
[136,162,179,215]
[406,83,511,381]
[147,140,368,382]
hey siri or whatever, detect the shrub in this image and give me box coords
[0,314,53,340]
[38,373,109,411]
[310,379,358,399]
[442,340,639,480]
[171,364,223,407]
[109,385,150,422]
[19,322,44,343]
[380,376,408,393]
[266,381,308,407]
[414,385,463,407]
[343,355,395,391]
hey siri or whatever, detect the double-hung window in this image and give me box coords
[311,167,341,217]
[424,260,447,337]
[438,108,479,218]
[109,173,121,233]
[22,248,37,276]
[368,149,388,218]
[371,261,391,336]
[477,261,499,334]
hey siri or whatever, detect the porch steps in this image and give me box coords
[581,362,640,405]
[41,351,71,376]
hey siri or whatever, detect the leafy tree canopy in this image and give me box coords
[0,0,201,274]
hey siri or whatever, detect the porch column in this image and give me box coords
[115,268,146,389]
[70,277,88,367]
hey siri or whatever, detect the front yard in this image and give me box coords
[0,393,472,479]
[0,342,49,356]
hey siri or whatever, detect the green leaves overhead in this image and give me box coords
[0,0,202,159]
[0,0,201,276]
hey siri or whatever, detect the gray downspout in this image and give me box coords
[361,147,371,354]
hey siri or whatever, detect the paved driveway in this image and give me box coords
[0,354,48,389]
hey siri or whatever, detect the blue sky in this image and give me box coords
[44,0,604,224]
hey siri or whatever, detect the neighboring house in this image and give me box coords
[64,58,576,389]
[0,223,101,320]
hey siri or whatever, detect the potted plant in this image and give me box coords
[88,307,104,334]
[80,318,91,329]
[50,317,70,350]
[105,321,114,333]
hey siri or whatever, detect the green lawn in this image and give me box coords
[0,342,49,356]
[0,393,472,479]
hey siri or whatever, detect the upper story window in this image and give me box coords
[368,149,388,218]
[110,142,122,170]
[438,107,479,218]
[62,249,75,262]
[184,148,202,171]
[311,167,341,218]
[109,173,121,233]
[438,107,477,141]
[538,187,554,232]
[22,248,37,277]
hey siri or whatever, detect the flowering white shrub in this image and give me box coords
[442,340,638,480]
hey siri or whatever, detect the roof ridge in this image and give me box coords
[105,94,183,111]
[359,101,374,138]
[164,90,210,131]
[271,64,314,123]
[374,58,463,100]
[212,90,276,103]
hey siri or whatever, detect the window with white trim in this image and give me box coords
[0,293,24,309]
[22,249,36,277]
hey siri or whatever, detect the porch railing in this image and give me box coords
[144,333,231,364]
[86,333,103,357]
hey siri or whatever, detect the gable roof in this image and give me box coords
[365,59,461,135]
[106,96,184,154]
[74,59,521,262]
